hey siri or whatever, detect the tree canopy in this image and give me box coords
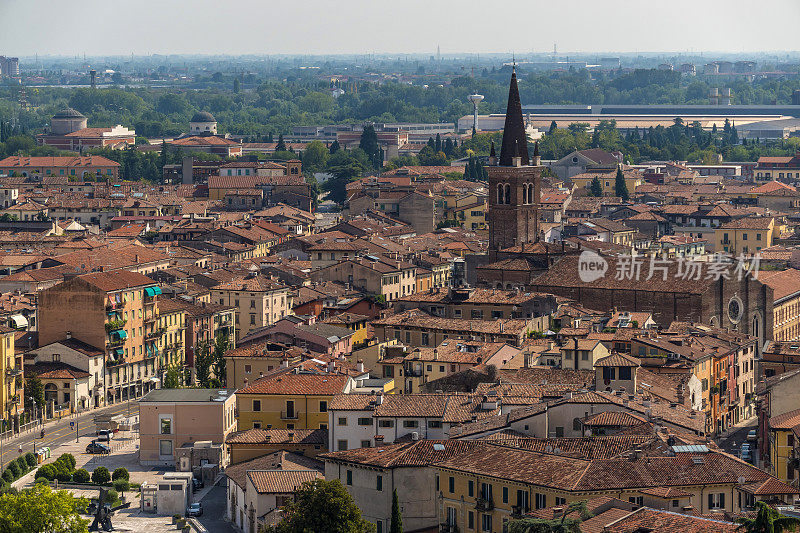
[263,479,375,533]
[0,484,88,533]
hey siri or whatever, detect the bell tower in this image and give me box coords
[487,67,542,251]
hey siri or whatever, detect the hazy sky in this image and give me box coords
[2,0,799,57]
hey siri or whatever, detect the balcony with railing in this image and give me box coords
[440,524,459,533]
[145,327,166,340]
[511,504,529,518]
[404,366,423,377]
[475,497,494,512]
[105,319,127,332]
[280,411,300,420]
[105,299,125,312]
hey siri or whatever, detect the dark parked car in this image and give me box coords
[191,477,204,491]
[86,441,110,454]
[187,502,203,517]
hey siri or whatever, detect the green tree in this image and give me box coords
[508,500,592,533]
[91,467,110,485]
[0,484,88,533]
[25,375,44,418]
[233,78,241,94]
[359,124,381,169]
[417,146,447,166]
[614,167,629,201]
[264,479,374,533]
[211,332,229,385]
[72,469,90,483]
[301,140,329,174]
[389,489,403,533]
[194,340,213,388]
[275,134,286,152]
[590,176,603,197]
[736,501,800,533]
[163,365,184,389]
[323,148,370,204]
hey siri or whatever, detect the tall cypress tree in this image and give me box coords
[590,176,603,197]
[435,133,442,153]
[276,134,286,151]
[614,167,629,201]
[390,489,403,533]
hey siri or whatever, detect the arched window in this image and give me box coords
[522,184,528,205]
[504,183,511,204]
[497,184,504,204]
[528,183,535,204]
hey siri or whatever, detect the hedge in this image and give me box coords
[72,469,90,483]
[92,467,110,485]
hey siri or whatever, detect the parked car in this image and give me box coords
[191,477,204,491]
[186,502,203,517]
[747,429,757,442]
[96,430,113,442]
[86,441,110,454]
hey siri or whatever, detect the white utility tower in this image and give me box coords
[468,94,484,132]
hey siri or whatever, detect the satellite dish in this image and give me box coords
[738,476,746,485]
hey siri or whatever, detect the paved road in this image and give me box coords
[0,401,138,470]
[717,418,758,463]
[198,480,236,533]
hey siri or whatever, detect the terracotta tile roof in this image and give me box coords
[237,372,351,396]
[0,155,120,168]
[486,435,654,460]
[76,270,156,292]
[329,393,378,411]
[604,507,737,532]
[226,428,327,445]
[769,407,800,429]
[718,216,774,230]
[532,255,712,294]
[583,411,649,427]
[214,275,288,292]
[62,127,113,137]
[225,450,322,490]
[638,486,693,498]
[320,439,481,468]
[170,135,240,147]
[247,470,322,494]
[594,353,642,367]
[576,507,634,533]
[25,362,90,380]
[40,337,104,357]
[757,269,800,301]
[372,309,531,336]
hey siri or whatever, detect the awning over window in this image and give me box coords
[152,286,162,295]
[9,315,27,329]
[144,287,155,298]
[114,348,124,357]
[111,330,127,341]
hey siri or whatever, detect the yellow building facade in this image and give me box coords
[0,328,21,430]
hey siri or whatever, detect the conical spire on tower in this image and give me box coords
[499,69,529,166]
